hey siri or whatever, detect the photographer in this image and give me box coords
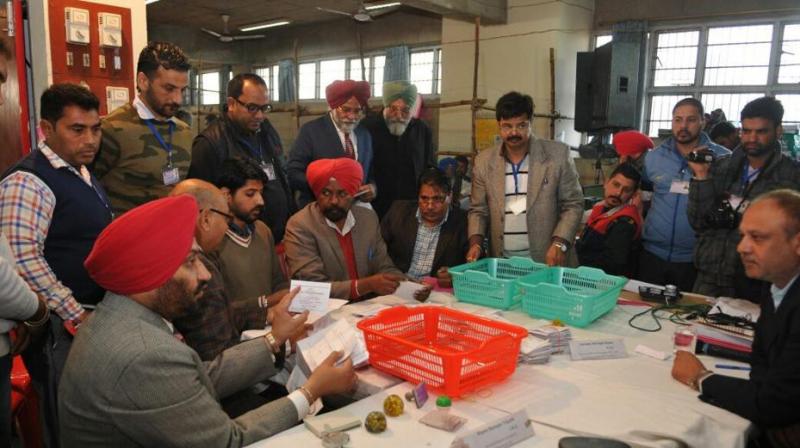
[688,97,800,301]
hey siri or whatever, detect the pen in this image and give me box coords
[715,364,750,371]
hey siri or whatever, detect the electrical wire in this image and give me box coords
[627,303,711,332]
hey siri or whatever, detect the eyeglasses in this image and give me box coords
[337,105,364,117]
[419,195,447,205]
[233,97,273,114]
[386,105,411,116]
[499,121,531,133]
[208,208,234,225]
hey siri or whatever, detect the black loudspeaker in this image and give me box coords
[574,26,644,133]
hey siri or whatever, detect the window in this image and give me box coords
[298,62,316,100]
[348,57,370,82]
[373,55,386,97]
[652,31,698,87]
[200,71,221,106]
[319,59,346,99]
[704,25,772,86]
[779,24,800,84]
[595,34,612,48]
[645,20,800,137]
[253,65,281,102]
[437,49,442,94]
[410,49,442,95]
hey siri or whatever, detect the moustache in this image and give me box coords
[507,136,522,142]
[607,195,622,203]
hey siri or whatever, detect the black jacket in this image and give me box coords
[380,200,468,276]
[188,116,296,243]
[701,277,800,436]
[362,113,436,219]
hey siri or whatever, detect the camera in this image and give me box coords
[687,149,715,163]
[705,200,739,229]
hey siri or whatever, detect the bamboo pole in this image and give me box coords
[471,16,480,156]
[549,47,556,140]
[293,38,300,130]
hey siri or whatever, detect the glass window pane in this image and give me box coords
[201,72,220,106]
[775,94,800,129]
[298,62,316,100]
[348,57,370,82]
[373,55,386,97]
[701,93,763,127]
[272,65,280,102]
[647,95,689,137]
[410,51,435,95]
[436,48,442,95]
[779,24,800,84]
[653,31,699,87]
[595,34,612,48]
[318,59,346,99]
[704,25,773,86]
[254,67,270,83]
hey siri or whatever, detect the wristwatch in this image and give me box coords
[553,241,568,253]
[264,331,281,354]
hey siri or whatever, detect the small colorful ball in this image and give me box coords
[365,411,387,433]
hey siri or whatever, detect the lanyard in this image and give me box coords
[145,119,176,165]
[237,136,264,162]
[509,154,528,194]
[741,165,761,188]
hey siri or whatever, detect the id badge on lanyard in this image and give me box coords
[146,120,178,185]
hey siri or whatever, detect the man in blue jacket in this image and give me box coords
[287,80,375,208]
[639,98,730,292]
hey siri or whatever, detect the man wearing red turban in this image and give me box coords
[288,79,376,208]
[613,130,654,163]
[285,158,432,301]
[59,195,357,446]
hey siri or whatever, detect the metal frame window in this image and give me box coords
[644,18,800,136]
[199,71,221,106]
[253,65,281,102]
[409,48,442,95]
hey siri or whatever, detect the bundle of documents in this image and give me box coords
[518,335,553,364]
[530,325,572,354]
[296,319,370,373]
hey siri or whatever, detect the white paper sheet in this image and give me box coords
[393,280,428,301]
[296,319,369,371]
[288,280,331,314]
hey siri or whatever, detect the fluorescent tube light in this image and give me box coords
[364,2,401,10]
[239,20,291,32]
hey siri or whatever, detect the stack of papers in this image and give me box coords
[296,319,369,373]
[530,325,572,354]
[518,335,553,364]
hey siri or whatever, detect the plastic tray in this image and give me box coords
[448,257,546,309]
[357,306,528,397]
[517,266,626,327]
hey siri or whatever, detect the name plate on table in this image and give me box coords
[450,410,534,448]
[569,339,627,361]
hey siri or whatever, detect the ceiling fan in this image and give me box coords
[201,14,265,43]
[316,1,401,23]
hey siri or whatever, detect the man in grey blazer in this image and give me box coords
[468,92,584,266]
[58,195,356,447]
[284,158,425,301]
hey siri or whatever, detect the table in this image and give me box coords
[248,292,751,448]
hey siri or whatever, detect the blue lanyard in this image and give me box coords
[741,166,761,188]
[145,119,176,164]
[510,155,527,194]
[237,136,264,162]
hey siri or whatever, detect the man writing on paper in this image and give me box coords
[59,195,357,446]
[672,189,800,447]
[284,158,429,301]
[381,167,468,286]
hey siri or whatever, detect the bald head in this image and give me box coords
[170,179,230,252]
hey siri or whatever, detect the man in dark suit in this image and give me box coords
[381,167,468,285]
[672,189,800,447]
[362,81,435,219]
[288,80,375,207]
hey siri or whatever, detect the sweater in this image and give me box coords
[0,234,38,356]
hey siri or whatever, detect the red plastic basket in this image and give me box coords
[357,306,528,398]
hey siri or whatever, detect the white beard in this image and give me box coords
[386,120,408,136]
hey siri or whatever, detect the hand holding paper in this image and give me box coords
[288,280,331,314]
[271,288,309,344]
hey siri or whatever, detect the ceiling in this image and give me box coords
[146,1,424,33]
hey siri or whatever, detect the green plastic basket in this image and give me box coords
[516,266,627,327]
[449,257,547,310]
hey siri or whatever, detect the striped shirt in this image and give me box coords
[503,155,529,257]
[0,143,94,320]
[407,208,449,279]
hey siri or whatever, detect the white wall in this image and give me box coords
[438,0,594,152]
[27,0,148,121]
